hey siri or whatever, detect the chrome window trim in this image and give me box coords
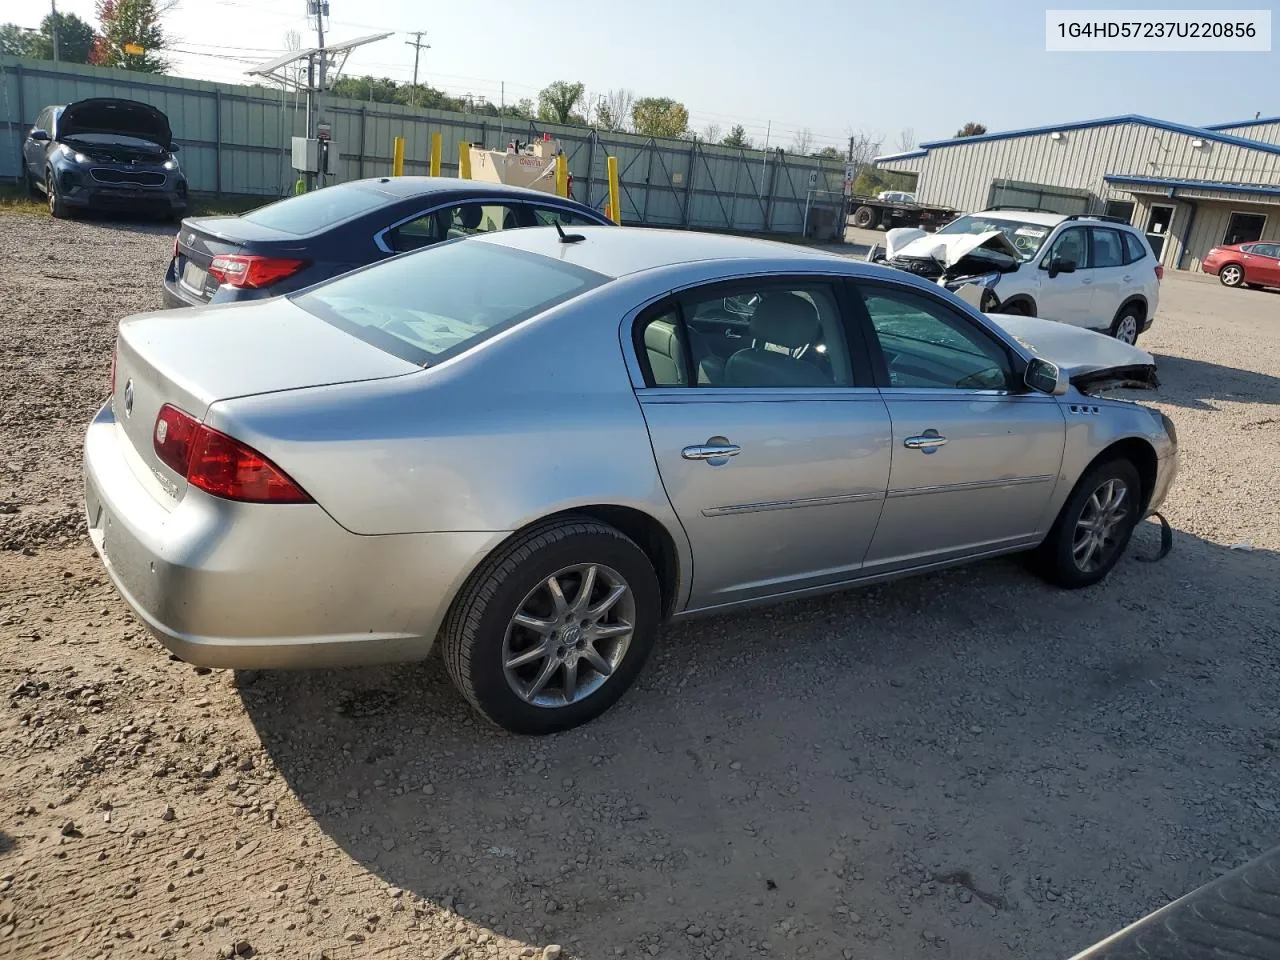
[372,198,610,254]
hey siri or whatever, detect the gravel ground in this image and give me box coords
[1,210,1278,960]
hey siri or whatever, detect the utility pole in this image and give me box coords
[306,0,329,188]
[50,0,59,63]
[405,31,429,107]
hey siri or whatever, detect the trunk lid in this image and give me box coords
[112,298,419,499]
[985,313,1160,391]
[173,216,305,302]
[59,98,173,148]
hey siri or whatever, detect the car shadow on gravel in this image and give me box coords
[1152,353,1280,410]
[240,525,1280,957]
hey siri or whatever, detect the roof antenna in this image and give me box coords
[553,221,585,244]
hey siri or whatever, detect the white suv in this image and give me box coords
[874,210,1162,344]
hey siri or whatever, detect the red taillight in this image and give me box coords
[1154,265,1164,281]
[208,254,308,289]
[172,233,180,259]
[153,404,311,504]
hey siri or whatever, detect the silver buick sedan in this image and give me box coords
[85,227,1178,734]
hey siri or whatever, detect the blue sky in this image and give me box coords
[18,0,1278,150]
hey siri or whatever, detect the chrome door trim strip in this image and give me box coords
[887,474,1056,499]
[703,491,883,517]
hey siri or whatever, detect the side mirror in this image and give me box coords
[1046,256,1077,279]
[169,143,180,152]
[30,129,50,142]
[1025,357,1069,396]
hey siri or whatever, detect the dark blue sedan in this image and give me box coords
[164,177,612,307]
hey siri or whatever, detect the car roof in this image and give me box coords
[471,226,846,279]
[972,210,1067,226]
[347,176,594,206]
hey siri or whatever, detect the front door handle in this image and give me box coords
[682,438,742,462]
[904,432,948,452]
[1080,278,1093,285]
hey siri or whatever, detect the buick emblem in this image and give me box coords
[123,379,134,418]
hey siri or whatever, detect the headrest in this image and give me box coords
[644,318,680,356]
[748,292,820,349]
[458,205,483,230]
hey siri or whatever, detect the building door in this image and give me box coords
[1144,204,1175,260]
[1104,200,1136,223]
[1224,212,1267,246]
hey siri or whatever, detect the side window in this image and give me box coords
[1260,244,1280,258]
[444,203,525,238]
[386,211,447,253]
[34,108,49,133]
[681,283,851,388]
[858,285,1015,391]
[638,307,688,387]
[1089,228,1124,268]
[1121,231,1147,264]
[1042,228,1087,269]
[531,207,600,228]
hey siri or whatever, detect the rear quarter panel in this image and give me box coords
[205,274,687,544]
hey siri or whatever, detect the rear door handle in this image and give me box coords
[682,440,742,462]
[904,432,948,452]
[1080,278,1093,285]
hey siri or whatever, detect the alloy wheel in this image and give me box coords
[501,563,635,708]
[1072,478,1130,573]
[1221,265,1243,286]
[1115,314,1138,344]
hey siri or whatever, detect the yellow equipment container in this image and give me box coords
[468,136,562,195]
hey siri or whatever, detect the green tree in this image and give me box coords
[0,23,36,57]
[25,12,98,62]
[721,124,752,149]
[536,80,584,125]
[329,75,400,104]
[631,97,689,139]
[94,0,171,72]
[815,145,842,159]
[954,122,987,138]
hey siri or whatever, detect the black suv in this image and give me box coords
[22,98,188,220]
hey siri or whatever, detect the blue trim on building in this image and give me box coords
[901,114,1280,157]
[873,148,927,163]
[1104,174,1280,198]
[1205,116,1280,131]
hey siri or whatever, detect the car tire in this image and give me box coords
[46,171,69,219]
[1219,263,1245,287]
[852,205,880,229]
[440,517,662,735]
[1031,458,1142,589]
[1110,305,1142,344]
[998,299,1033,317]
[26,169,42,198]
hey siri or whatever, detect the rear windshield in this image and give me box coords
[241,183,388,235]
[293,240,607,365]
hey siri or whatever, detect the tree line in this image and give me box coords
[1,0,171,72]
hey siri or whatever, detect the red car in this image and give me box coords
[1202,240,1280,290]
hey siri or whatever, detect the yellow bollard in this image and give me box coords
[458,142,472,179]
[607,155,621,224]
[555,153,568,198]
[430,132,442,177]
[392,136,405,176]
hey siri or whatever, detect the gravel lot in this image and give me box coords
[1,210,1278,960]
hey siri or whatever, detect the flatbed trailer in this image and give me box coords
[846,195,958,231]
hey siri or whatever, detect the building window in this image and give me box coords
[1144,204,1175,260]
[1104,200,1136,224]
[1224,212,1267,246]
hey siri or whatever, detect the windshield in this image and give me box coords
[241,183,390,236]
[937,215,1053,260]
[293,240,607,365]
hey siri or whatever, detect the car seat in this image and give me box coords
[724,292,830,387]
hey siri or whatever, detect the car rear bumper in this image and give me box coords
[84,402,505,668]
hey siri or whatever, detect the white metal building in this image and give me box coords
[875,114,1280,273]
